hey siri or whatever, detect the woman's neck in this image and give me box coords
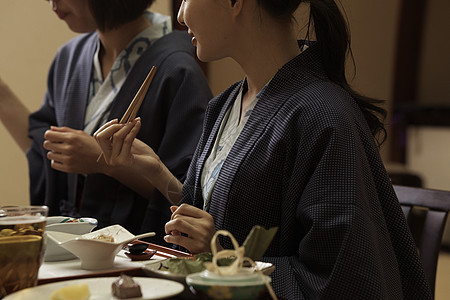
[97,15,151,78]
[237,21,301,107]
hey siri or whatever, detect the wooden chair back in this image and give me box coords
[393,184,450,295]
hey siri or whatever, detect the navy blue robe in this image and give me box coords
[182,44,432,299]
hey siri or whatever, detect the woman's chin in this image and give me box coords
[196,50,221,63]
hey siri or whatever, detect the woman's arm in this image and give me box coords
[0,77,31,152]
[94,118,183,204]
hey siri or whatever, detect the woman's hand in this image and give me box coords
[164,204,219,254]
[43,126,104,174]
[93,118,161,172]
[94,118,183,203]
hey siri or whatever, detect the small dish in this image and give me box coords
[125,248,157,261]
[46,224,155,270]
[186,270,271,300]
[45,217,98,262]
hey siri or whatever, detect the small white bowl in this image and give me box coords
[45,217,98,262]
[46,224,155,270]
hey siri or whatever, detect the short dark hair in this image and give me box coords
[89,0,155,32]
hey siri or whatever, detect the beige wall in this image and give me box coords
[418,0,450,105]
[0,0,400,206]
[0,1,75,206]
[209,0,401,104]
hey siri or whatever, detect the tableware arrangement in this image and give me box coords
[45,216,98,262]
[46,224,155,270]
[0,206,48,297]
[3,277,184,300]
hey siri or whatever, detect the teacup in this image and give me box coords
[0,206,48,297]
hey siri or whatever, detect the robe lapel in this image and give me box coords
[191,83,242,209]
[206,83,294,225]
[206,50,325,226]
[62,37,97,130]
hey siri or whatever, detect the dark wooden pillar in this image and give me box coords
[390,0,429,162]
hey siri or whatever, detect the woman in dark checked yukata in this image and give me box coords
[95,0,432,298]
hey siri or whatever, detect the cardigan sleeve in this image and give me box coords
[26,61,68,216]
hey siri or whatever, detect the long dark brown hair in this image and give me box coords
[258,0,387,146]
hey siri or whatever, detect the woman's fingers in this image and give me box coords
[171,203,207,219]
[94,123,124,161]
[164,204,216,253]
[94,118,142,165]
[164,234,195,251]
[165,214,199,235]
[110,119,141,160]
[94,119,119,136]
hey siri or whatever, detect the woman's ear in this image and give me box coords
[230,0,244,15]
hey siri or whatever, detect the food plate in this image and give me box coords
[142,259,275,283]
[4,277,184,300]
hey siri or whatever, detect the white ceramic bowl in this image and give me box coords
[46,224,155,270]
[44,217,98,262]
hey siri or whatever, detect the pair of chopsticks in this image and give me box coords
[97,66,157,162]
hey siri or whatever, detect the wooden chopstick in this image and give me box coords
[97,66,157,162]
[119,66,157,124]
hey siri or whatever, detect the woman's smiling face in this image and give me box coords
[177,0,234,62]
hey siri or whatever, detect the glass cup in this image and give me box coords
[0,206,48,298]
